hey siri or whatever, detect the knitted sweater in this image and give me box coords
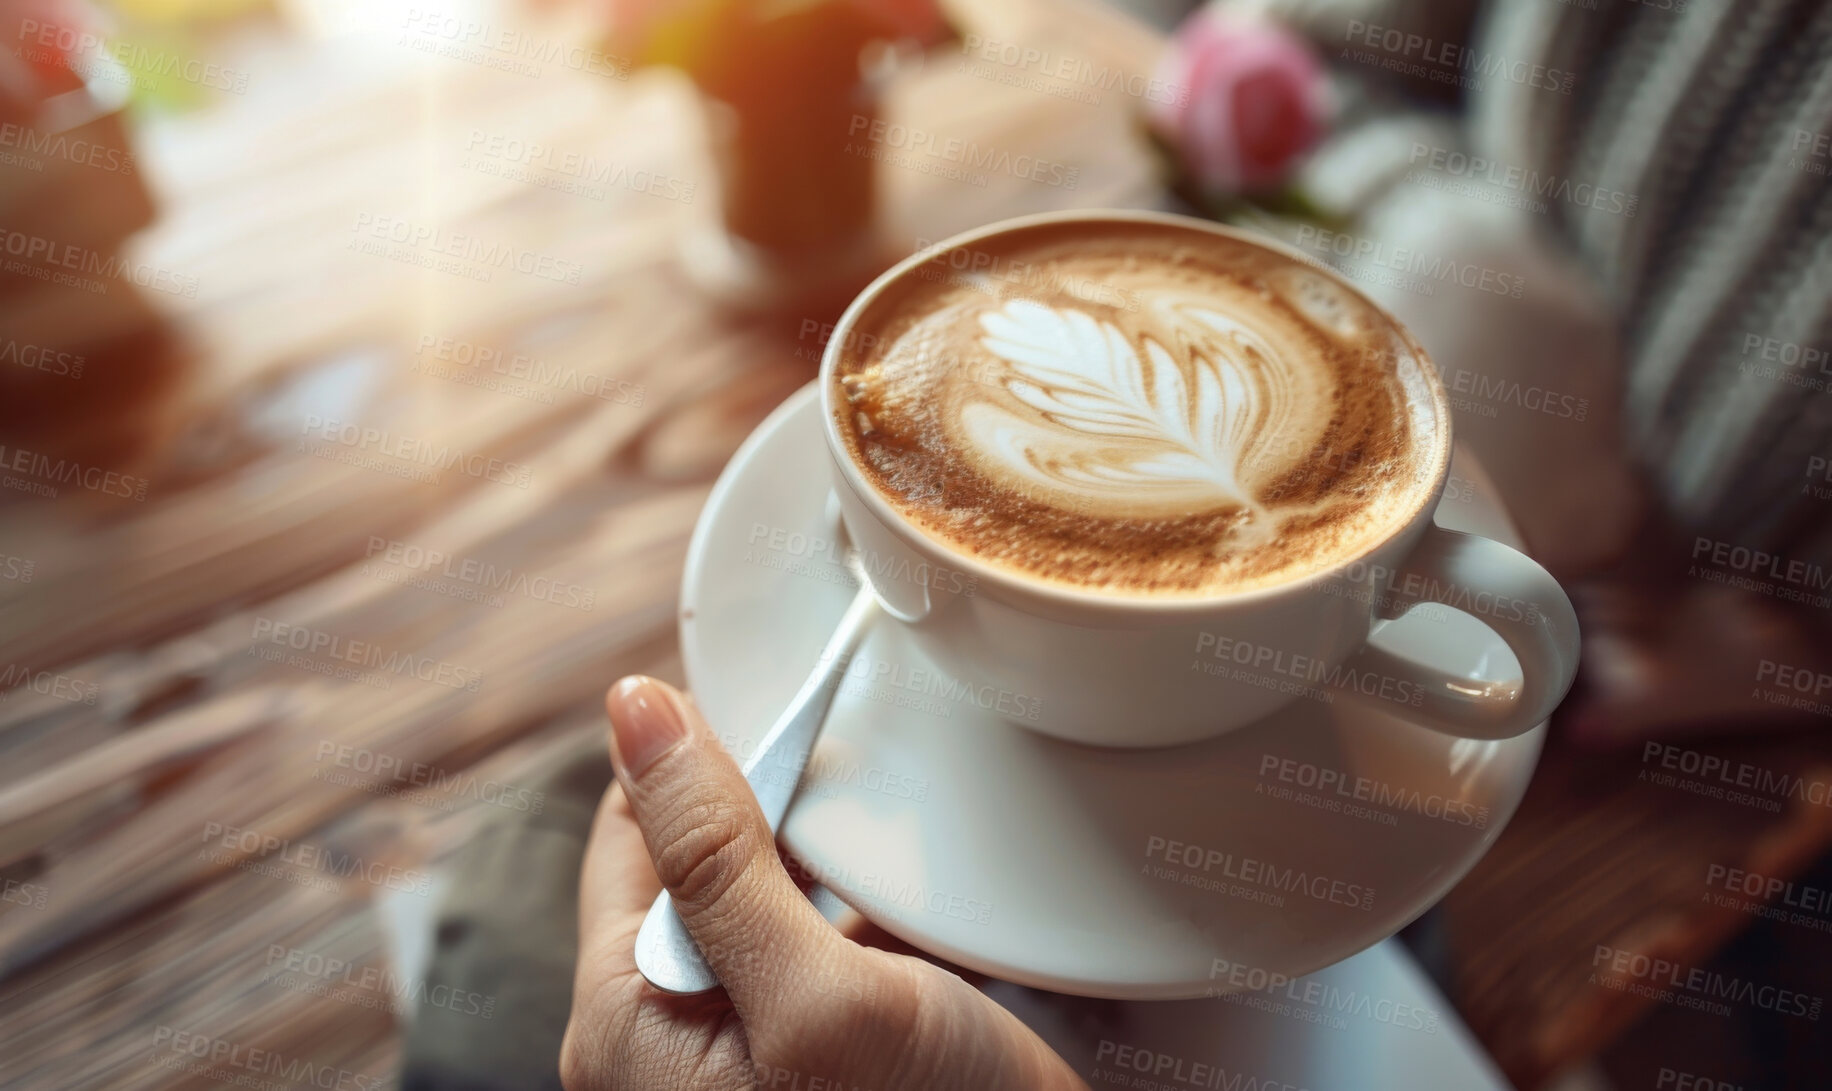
[1242,0,1832,562]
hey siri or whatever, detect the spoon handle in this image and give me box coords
[634,583,878,995]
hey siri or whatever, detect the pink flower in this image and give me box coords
[1149,10,1329,195]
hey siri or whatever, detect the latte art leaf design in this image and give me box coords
[974,299,1287,514]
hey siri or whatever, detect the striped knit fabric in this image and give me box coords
[1473,0,1832,558]
[1248,0,1832,563]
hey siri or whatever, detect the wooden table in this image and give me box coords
[15,6,1824,1088]
[0,2,1162,1086]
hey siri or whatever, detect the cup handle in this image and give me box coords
[1327,526,1580,739]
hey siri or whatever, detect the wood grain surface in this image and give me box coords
[8,6,1819,1089]
[0,4,1162,1086]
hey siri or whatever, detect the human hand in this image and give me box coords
[560,675,1089,1091]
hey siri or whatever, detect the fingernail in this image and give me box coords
[606,676,688,778]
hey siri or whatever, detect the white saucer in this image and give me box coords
[680,384,1543,1001]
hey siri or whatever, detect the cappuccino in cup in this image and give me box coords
[820,211,1577,747]
[830,219,1446,596]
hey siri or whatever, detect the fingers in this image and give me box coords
[578,786,661,927]
[604,675,850,1024]
[568,784,761,1091]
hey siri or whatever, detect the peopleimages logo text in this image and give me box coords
[1409,143,1638,216]
[1449,369,1589,422]
[17,20,251,93]
[0,443,149,500]
[199,822,434,896]
[1,338,84,378]
[846,115,1081,189]
[0,226,200,296]
[1592,945,1822,1020]
[398,8,630,79]
[313,742,544,814]
[1145,835,1375,910]
[1641,741,1832,807]
[363,537,595,611]
[1292,225,1527,299]
[250,617,483,692]
[262,943,496,1019]
[150,1026,383,1089]
[350,213,582,285]
[821,650,1042,722]
[1258,755,1490,828]
[0,120,135,174]
[1092,1040,1310,1091]
[1208,957,1441,1033]
[746,522,978,598]
[1691,537,1832,592]
[298,415,532,489]
[1706,864,1832,916]
[1193,632,1426,709]
[1344,20,1575,94]
[908,237,1141,311]
[957,34,1189,106]
[0,663,100,705]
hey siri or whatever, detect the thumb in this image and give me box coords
[604,675,847,1020]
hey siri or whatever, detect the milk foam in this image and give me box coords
[960,291,1334,544]
[834,221,1446,597]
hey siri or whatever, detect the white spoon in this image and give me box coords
[634,540,883,994]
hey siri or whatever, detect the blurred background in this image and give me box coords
[2,0,1830,1087]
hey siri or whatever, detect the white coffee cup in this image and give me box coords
[821,210,1579,748]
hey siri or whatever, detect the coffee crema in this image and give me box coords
[830,220,1447,597]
